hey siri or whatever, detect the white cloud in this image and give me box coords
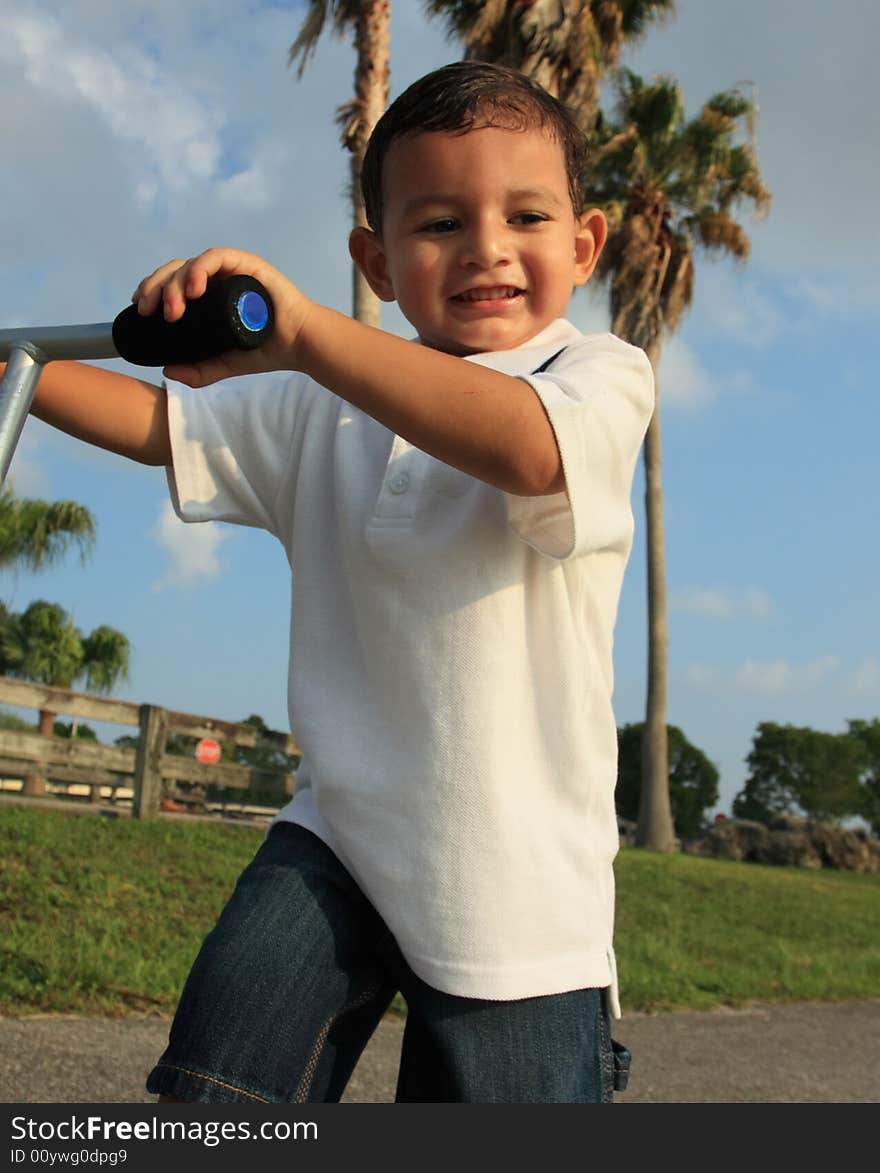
[726,369,757,395]
[674,588,735,619]
[794,275,880,322]
[743,588,774,618]
[734,655,840,695]
[3,10,223,206]
[5,457,49,499]
[217,143,279,213]
[672,586,773,620]
[851,658,880,695]
[656,336,716,410]
[6,426,52,498]
[732,658,796,695]
[151,500,226,590]
[683,662,722,690]
[695,265,786,349]
[685,654,841,695]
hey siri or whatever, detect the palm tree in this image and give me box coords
[422,0,675,132]
[591,71,770,849]
[0,488,95,573]
[0,600,130,736]
[289,0,391,326]
[421,0,676,847]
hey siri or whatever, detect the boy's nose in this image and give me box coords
[459,221,511,270]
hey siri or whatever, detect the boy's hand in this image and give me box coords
[132,248,313,386]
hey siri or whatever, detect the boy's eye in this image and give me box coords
[511,212,548,225]
[423,218,458,233]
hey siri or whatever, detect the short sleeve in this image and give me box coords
[165,371,309,537]
[504,334,654,560]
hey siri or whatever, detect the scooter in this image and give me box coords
[0,276,274,484]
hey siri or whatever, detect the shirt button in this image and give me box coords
[389,471,410,494]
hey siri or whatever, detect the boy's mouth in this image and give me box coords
[451,286,525,303]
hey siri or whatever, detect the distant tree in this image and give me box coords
[422,0,675,133]
[0,707,35,733]
[234,713,302,774]
[289,0,390,326]
[53,721,98,741]
[0,601,130,736]
[732,722,866,824]
[847,718,880,836]
[617,722,718,839]
[114,730,194,756]
[592,72,770,851]
[228,714,300,806]
[0,488,95,573]
[114,713,299,808]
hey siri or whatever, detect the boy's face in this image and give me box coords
[351,121,606,356]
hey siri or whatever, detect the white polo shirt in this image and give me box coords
[165,318,654,1016]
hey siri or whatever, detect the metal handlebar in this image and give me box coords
[0,276,273,486]
[0,323,119,485]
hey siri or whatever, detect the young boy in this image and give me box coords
[27,61,653,1103]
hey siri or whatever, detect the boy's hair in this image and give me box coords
[361,61,588,233]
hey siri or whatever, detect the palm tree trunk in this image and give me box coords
[637,344,675,851]
[23,707,56,795]
[350,0,390,327]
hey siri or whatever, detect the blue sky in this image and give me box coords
[1,0,877,817]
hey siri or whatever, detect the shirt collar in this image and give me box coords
[459,319,582,376]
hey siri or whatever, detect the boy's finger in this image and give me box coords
[160,256,224,321]
[134,258,187,316]
[162,278,191,323]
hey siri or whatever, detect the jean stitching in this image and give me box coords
[597,996,614,1103]
[292,982,383,1103]
[154,1062,270,1103]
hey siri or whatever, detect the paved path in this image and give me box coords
[1,999,878,1103]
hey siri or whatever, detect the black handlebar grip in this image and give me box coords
[112,275,274,367]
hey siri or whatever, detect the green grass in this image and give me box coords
[615,847,880,1010]
[0,805,262,1016]
[0,805,877,1017]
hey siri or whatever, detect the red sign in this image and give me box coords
[195,738,222,765]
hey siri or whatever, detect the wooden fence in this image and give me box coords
[0,675,299,819]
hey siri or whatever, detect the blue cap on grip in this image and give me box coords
[236,290,270,333]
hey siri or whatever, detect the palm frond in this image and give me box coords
[617,0,677,40]
[2,600,84,689]
[0,492,95,573]
[81,625,131,693]
[288,1,328,77]
[592,67,770,353]
[661,238,694,333]
[704,90,753,123]
[288,0,363,77]
[692,209,751,260]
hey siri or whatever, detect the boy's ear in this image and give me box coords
[572,207,608,287]
[349,227,397,303]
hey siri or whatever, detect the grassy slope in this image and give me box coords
[0,805,877,1016]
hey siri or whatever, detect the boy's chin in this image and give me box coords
[417,323,539,356]
[418,334,482,357]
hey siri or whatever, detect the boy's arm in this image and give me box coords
[137,250,564,496]
[21,361,171,466]
[297,307,564,496]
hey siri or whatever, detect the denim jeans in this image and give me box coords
[146,822,628,1103]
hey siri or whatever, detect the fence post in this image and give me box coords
[133,704,167,819]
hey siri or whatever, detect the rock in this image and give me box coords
[684,816,880,873]
[618,817,638,847]
[617,817,681,851]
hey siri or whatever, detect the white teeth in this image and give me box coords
[456,286,521,302]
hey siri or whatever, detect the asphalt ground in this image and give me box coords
[1,999,878,1104]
